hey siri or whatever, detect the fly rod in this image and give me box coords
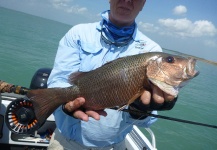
[0,80,29,95]
[121,109,217,129]
[2,80,217,130]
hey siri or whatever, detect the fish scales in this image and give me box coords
[26,51,199,114]
[70,53,150,110]
[26,53,152,120]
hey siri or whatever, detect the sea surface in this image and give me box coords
[0,7,217,150]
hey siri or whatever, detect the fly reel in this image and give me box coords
[5,98,39,134]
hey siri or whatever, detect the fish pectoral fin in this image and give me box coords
[127,90,145,105]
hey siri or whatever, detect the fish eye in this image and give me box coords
[165,56,175,63]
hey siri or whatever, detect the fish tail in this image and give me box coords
[27,88,70,124]
[5,86,79,134]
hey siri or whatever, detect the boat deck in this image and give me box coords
[0,93,157,150]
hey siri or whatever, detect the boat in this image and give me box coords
[0,68,157,150]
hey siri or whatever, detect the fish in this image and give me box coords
[5,52,199,134]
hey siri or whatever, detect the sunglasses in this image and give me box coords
[101,30,133,47]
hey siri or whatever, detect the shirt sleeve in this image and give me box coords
[47,27,81,127]
[47,27,80,88]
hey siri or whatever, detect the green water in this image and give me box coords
[0,7,71,87]
[0,7,217,150]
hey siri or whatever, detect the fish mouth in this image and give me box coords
[184,58,200,79]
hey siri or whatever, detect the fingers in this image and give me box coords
[151,84,175,103]
[139,84,176,110]
[140,85,165,105]
[163,92,175,101]
[64,97,107,121]
[140,89,151,105]
[73,109,107,122]
[151,84,164,104]
[73,110,89,121]
[65,97,85,112]
[85,110,107,120]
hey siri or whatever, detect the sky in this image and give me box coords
[0,0,217,62]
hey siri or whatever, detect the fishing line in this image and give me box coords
[120,109,217,129]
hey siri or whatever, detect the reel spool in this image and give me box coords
[5,98,39,134]
[5,68,52,134]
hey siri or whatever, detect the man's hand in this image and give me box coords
[140,84,175,107]
[63,97,107,121]
[128,84,177,119]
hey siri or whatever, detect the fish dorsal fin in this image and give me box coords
[68,72,88,84]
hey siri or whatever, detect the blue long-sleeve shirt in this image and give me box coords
[47,13,162,147]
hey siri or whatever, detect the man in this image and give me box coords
[47,0,176,149]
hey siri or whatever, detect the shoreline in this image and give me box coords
[163,48,217,66]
